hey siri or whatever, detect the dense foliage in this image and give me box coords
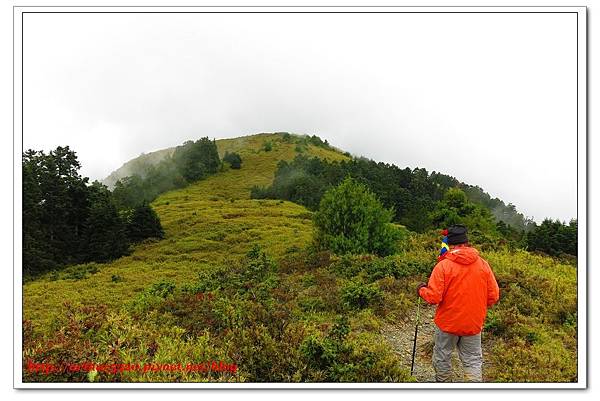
[525,219,578,257]
[113,137,221,209]
[314,177,400,256]
[23,147,165,277]
[172,137,221,182]
[429,187,500,244]
[222,151,242,169]
[126,204,165,244]
[23,245,419,383]
[80,183,130,263]
[251,154,535,234]
[23,238,576,383]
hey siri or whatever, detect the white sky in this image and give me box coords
[22,12,578,223]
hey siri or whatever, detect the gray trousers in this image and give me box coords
[433,326,483,382]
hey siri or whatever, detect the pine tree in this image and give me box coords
[314,177,400,256]
[127,203,165,243]
[82,198,129,262]
[172,137,221,182]
[22,147,92,275]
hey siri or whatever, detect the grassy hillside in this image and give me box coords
[24,133,348,330]
[22,133,577,383]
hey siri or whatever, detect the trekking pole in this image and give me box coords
[410,296,422,376]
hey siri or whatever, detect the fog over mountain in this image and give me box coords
[22,12,577,223]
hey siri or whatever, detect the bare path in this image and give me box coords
[381,303,495,383]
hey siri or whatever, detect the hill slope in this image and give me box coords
[102,146,176,189]
[22,132,577,383]
[24,133,348,328]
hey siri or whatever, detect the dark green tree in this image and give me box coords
[526,219,577,256]
[429,188,497,237]
[173,137,220,182]
[126,203,165,243]
[223,151,243,169]
[314,177,400,256]
[22,147,92,275]
[81,182,130,262]
[112,175,149,210]
[22,150,56,275]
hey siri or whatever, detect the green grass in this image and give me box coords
[23,133,349,332]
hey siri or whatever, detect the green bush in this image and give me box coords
[364,258,407,281]
[263,141,273,152]
[340,281,383,310]
[429,188,498,236]
[223,151,242,169]
[59,263,100,281]
[126,203,164,243]
[329,254,431,282]
[298,296,326,313]
[314,177,400,256]
[184,244,278,304]
[148,280,176,298]
[298,316,412,382]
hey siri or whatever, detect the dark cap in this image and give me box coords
[447,224,468,245]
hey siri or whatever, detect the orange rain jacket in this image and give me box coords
[418,245,500,336]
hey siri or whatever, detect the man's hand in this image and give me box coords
[416,282,427,297]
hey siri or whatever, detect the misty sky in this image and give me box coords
[23,12,578,223]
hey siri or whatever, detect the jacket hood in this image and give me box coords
[444,246,480,265]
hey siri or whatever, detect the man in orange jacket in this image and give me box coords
[417,224,500,382]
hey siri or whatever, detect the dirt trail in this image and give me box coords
[381,303,495,383]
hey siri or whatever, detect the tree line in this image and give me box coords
[251,154,577,257]
[250,155,532,232]
[112,138,227,209]
[22,138,239,277]
[23,147,163,277]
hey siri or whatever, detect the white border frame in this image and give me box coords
[13,5,588,389]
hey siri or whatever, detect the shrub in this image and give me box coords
[126,203,164,243]
[314,177,400,256]
[127,280,176,316]
[223,152,242,169]
[488,337,577,382]
[298,316,412,382]
[308,135,329,148]
[364,258,405,281]
[59,263,100,281]
[263,141,273,152]
[340,281,383,310]
[186,245,278,303]
[329,254,432,283]
[148,280,176,298]
[298,296,326,313]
